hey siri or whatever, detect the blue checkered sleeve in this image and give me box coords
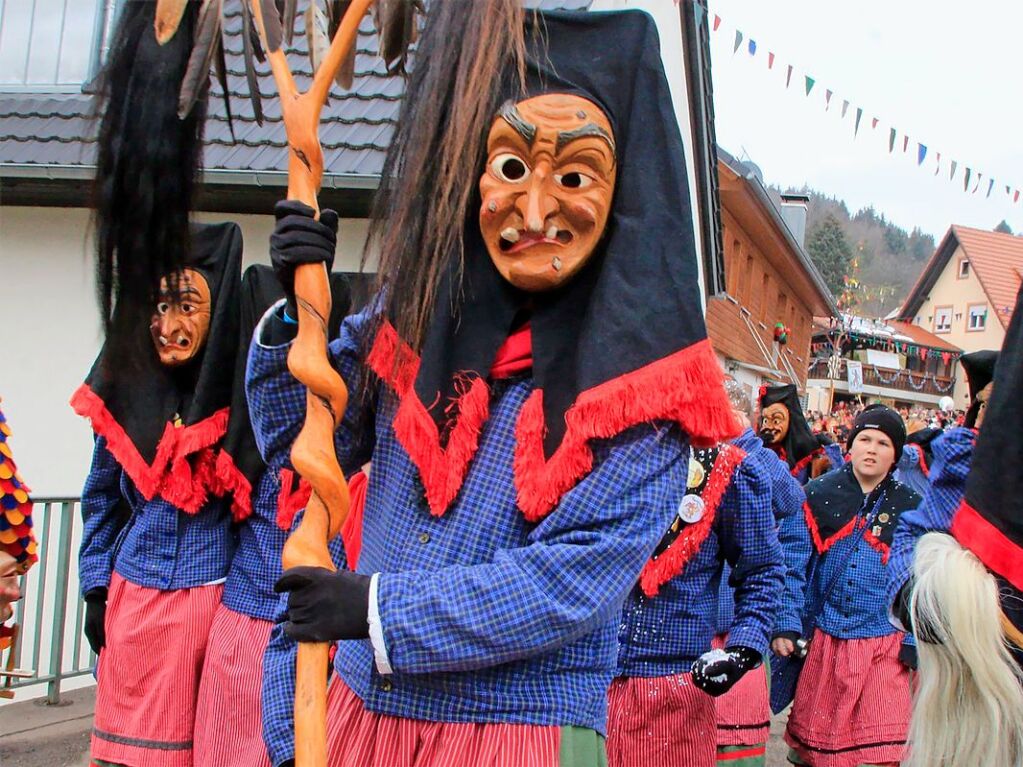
[246,303,374,474]
[716,459,785,656]
[374,423,687,675]
[261,512,348,767]
[79,436,126,596]
[774,502,814,637]
[886,427,975,618]
[823,442,846,473]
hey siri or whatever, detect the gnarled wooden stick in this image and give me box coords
[248,2,375,765]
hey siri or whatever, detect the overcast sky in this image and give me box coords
[706,0,1023,239]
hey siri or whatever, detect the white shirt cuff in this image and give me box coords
[367,573,392,675]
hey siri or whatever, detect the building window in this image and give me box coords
[958,259,970,278]
[933,306,953,334]
[0,0,105,91]
[967,304,988,332]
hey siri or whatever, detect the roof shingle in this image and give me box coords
[0,0,592,182]
[951,225,1023,329]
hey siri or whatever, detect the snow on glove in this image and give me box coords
[691,645,761,697]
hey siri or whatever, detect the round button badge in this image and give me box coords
[677,494,706,524]
[687,458,705,489]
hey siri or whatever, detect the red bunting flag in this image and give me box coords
[768,51,775,68]
[713,14,722,31]
[1015,190,1021,203]
[942,352,951,366]
[919,347,927,361]
[872,117,879,130]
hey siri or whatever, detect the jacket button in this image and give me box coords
[380,679,393,692]
[418,532,430,544]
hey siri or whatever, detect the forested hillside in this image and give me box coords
[768,186,936,317]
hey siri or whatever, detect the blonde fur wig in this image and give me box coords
[907,532,1023,767]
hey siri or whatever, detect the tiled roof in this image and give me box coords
[952,225,1023,329]
[887,320,961,353]
[0,0,592,182]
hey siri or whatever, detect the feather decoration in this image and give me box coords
[306,2,331,77]
[240,0,265,123]
[259,0,284,52]
[178,0,223,119]
[282,0,299,45]
[375,0,417,73]
[154,0,190,45]
[213,35,236,140]
[325,0,356,89]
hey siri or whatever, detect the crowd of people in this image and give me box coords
[805,402,966,446]
[4,3,1020,767]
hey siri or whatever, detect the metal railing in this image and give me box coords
[5,498,94,704]
[808,357,956,397]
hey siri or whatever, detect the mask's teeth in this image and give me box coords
[158,335,169,346]
[500,227,520,243]
[552,256,563,272]
[546,226,558,240]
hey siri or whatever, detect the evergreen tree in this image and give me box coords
[806,214,853,296]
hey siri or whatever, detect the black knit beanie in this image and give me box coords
[846,404,906,462]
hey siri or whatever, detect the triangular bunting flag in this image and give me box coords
[805,76,816,96]
[872,117,880,130]
[918,144,927,165]
[734,30,744,53]
[825,89,833,109]
[768,52,775,69]
[951,160,958,180]
[987,179,995,198]
[1015,190,1021,204]
[973,173,983,194]
[889,128,897,153]
[786,65,794,88]
[841,100,850,118]
[748,39,757,56]
[935,152,942,175]
[854,108,863,136]
[903,135,910,153]
[964,167,972,191]
[1006,185,1012,196]
[713,14,722,32]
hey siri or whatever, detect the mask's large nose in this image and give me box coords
[516,164,559,234]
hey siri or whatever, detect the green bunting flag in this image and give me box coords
[805,76,815,95]
[854,107,863,136]
[889,128,897,153]
[734,30,743,53]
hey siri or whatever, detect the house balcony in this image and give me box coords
[806,356,957,405]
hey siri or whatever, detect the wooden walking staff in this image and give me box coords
[244,2,370,765]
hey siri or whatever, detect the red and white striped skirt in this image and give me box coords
[785,629,911,767]
[324,677,564,766]
[192,604,274,767]
[606,674,716,767]
[90,574,223,767]
[712,635,770,748]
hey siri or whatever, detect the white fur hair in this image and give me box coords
[907,532,1023,767]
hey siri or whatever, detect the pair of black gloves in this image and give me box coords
[270,201,373,644]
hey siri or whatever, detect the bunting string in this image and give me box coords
[710,12,1021,205]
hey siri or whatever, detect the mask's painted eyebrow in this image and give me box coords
[159,285,202,299]
[556,123,616,158]
[498,100,537,144]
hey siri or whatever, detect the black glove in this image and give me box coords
[269,200,340,317]
[83,587,107,655]
[274,567,370,642]
[691,645,761,697]
[898,642,918,670]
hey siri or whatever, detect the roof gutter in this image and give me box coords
[0,163,381,190]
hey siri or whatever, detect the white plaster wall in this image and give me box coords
[0,205,370,498]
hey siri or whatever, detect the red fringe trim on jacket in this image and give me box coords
[790,447,822,479]
[276,468,312,532]
[367,322,740,521]
[213,451,254,522]
[639,444,745,597]
[804,500,861,555]
[862,526,890,564]
[70,383,229,513]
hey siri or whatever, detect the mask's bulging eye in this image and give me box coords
[554,172,591,189]
[157,302,170,315]
[491,154,530,183]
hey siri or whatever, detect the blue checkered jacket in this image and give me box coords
[776,463,921,640]
[792,441,846,485]
[616,439,785,678]
[716,428,805,633]
[221,469,290,621]
[886,428,975,616]
[893,443,931,497]
[247,306,687,738]
[79,436,236,594]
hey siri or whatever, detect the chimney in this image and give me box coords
[780,193,810,248]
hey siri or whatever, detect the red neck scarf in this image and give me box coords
[490,323,533,379]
